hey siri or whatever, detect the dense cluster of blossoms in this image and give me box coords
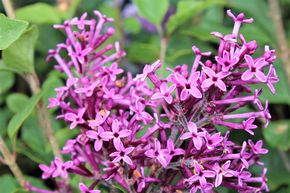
[26,10,279,193]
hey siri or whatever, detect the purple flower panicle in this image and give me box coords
[29,9,278,193]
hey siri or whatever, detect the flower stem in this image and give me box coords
[269,0,290,87]
[24,72,62,159]
[2,0,15,18]
[157,26,168,77]
[0,135,25,187]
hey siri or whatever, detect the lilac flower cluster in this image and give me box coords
[27,10,279,193]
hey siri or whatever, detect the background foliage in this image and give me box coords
[0,0,290,192]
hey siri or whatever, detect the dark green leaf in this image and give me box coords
[0,14,28,50]
[2,25,39,73]
[8,92,42,144]
[133,0,169,25]
[6,93,29,113]
[22,115,45,153]
[15,3,61,24]
[263,120,290,150]
[261,146,290,190]
[123,17,141,34]
[0,71,15,94]
[167,0,226,34]
[0,175,18,193]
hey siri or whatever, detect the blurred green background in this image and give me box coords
[0,0,290,192]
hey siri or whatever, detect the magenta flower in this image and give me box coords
[52,157,73,179]
[212,161,234,187]
[241,55,267,82]
[202,67,230,91]
[180,122,203,150]
[39,161,56,179]
[109,142,134,165]
[151,82,176,104]
[79,183,100,193]
[103,62,124,81]
[86,127,105,151]
[215,51,239,71]
[248,140,268,155]
[88,110,109,127]
[36,10,276,193]
[100,119,131,149]
[145,138,167,168]
[161,139,184,163]
[136,167,160,192]
[188,161,215,186]
[64,108,86,129]
[69,41,92,64]
[134,60,161,82]
[175,72,202,100]
[75,80,100,97]
[204,132,223,150]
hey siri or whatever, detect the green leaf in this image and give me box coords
[6,93,29,113]
[167,0,226,34]
[0,14,28,50]
[0,71,15,94]
[15,3,61,24]
[127,37,159,63]
[262,146,290,190]
[22,115,45,153]
[0,175,18,193]
[133,0,169,25]
[8,92,42,144]
[0,109,11,135]
[263,120,290,150]
[2,25,39,73]
[123,17,141,34]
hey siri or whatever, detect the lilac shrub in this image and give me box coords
[27,10,279,193]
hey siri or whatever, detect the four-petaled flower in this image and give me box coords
[65,108,86,129]
[145,138,167,168]
[109,142,134,165]
[161,139,185,163]
[52,157,73,179]
[202,67,230,91]
[180,122,203,150]
[204,132,223,150]
[175,72,202,101]
[103,62,124,81]
[151,82,176,104]
[100,119,131,149]
[79,183,100,193]
[242,55,267,82]
[188,161,215,186]
[86,126,105,151]
[212,161,234,187]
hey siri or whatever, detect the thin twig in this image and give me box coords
[2,0,15,18]
[0,135,25,187]
[268,0,290,86]
[278,150,290,172]
[157,26,168,77]
[114,0,126,47]
[24,72,62,159]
